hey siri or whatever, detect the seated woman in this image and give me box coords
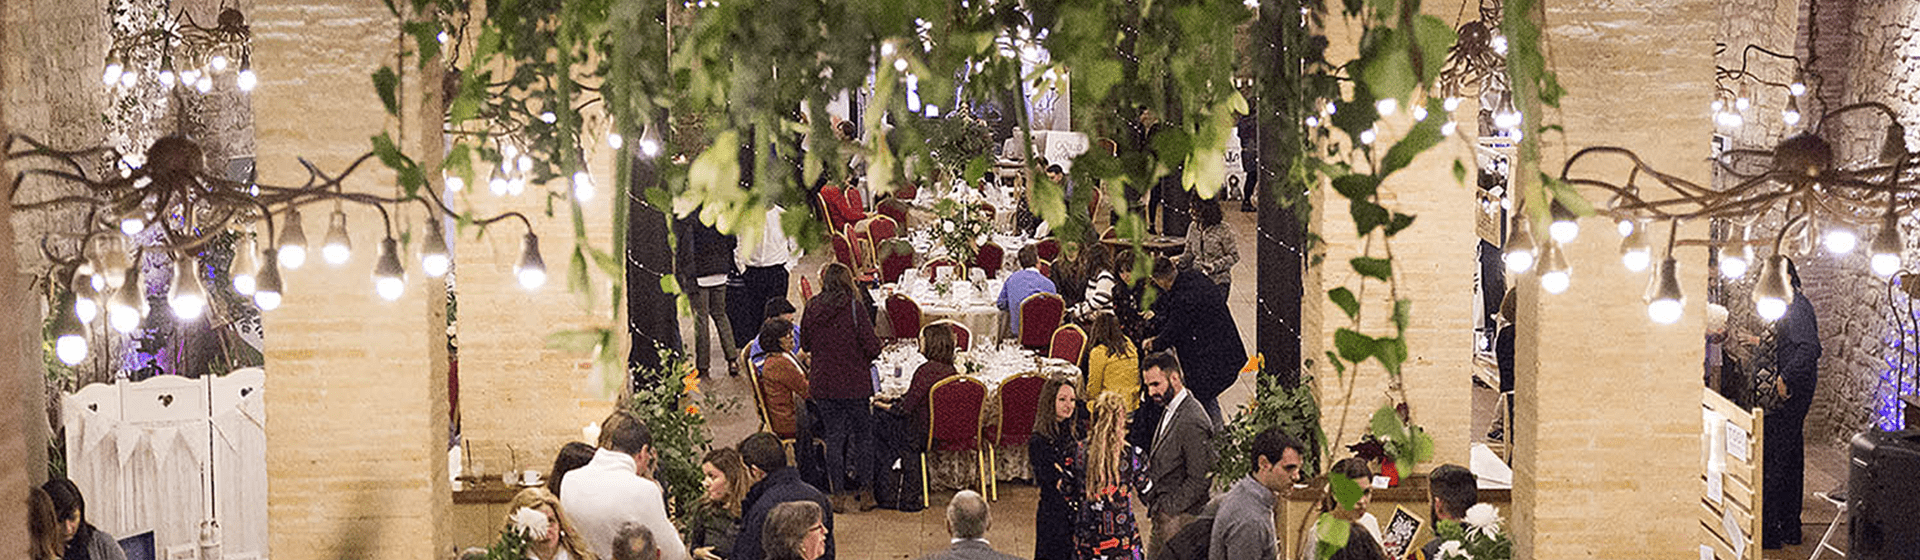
[547,441,597,497]
[1083,311,1140,412]
[29,487,61,560]
[753,317,810,439]
[1300,458,1388,560]
[41,479,125,560]
[506,487,597,560]
[690,447,756,560]
[762,501,828,560]
[871,324,960,509]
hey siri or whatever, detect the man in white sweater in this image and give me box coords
[560,411,689,560]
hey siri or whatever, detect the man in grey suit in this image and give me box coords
[1140,351,1218,560]
[914,490,1023,560]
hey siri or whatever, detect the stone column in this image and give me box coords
[252,3,451,559]
[1511,0,1714,557]
[1,47,39,558]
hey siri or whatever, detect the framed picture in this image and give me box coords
[1380,506,1425,559]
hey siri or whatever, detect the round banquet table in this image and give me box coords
[870,279,1008,341]
[871,340,1080,490]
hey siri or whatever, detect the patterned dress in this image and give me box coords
[1076,444,1149,560]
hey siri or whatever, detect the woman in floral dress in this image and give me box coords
[1077,392,1149,560]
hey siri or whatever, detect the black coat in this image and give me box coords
[1029,419,1084,560]
[732,467,833,560]
[1150,269,1245,400]
[676,217,737,280]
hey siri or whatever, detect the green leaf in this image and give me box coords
[1370,405,1407,441]
[1379,99,1447,177]
[1076,58,1123,102]
[1385,213,1416,236]
[1328,287,1360,320]
[1358,29,1414,103]
[404,21,442,69]
[1334,328,1375,363]
[569,247,592,305]
[1409,15,1457,85]
[1350,256,1392,281]
[1330,174,1378,201]
[1314,512,1352,560]
[1325,351,1347,376]
[1350,200,1389,236]
[1392,299,1412,336]
[1374,336,1407,377]
[1453,159,1468,185]
[1329,471,1364,511]
[372,66,400,117]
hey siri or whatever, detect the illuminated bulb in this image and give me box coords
[53,280,89,363]
[489,170,510,195]
[881,42,896,57]
[1490,34,1508,55]
[373,238,407,301]
[1721,250,1750,279]
[1504,215,1537,274]
[1735,83,1752,111]
[103,62,125,85]
[515,233,547,290]
[56,334,88,365]
[507,177,527,195]
[1620,222,1652,272]
[1783,95,1802,126]
[1871,212,1903,277]
[180,69,201,86]
[158,70,175,87]
[1753,256,1793,321]
[1375,98,1397,116]
[894,58,908,72]
[1646,257,1685,324]
[120,71,137,88]
[1443,97,1463,112]
[1823,227,1857,255]
[1617,219,1635,237]
[210,55,229,71]
[639,125,662,158]
[924,104,940,117]
[445,175,464,192]
[1306,116,1321,128]
[1440,120,1457,137]
[121,216,146,235]
[1790,82,1807,96]
[236,69,257,91]
[421,222,451,278]
[232,238,258,295]
[170,259,208,320]
[573,171,595,201]
[502,142,520,159]
[1359,128,1376,145]
[1539,242,1571,294]
[438,31,450,44]
[1549,212,1579,244]
[607,133,624,149]
[254,249,284,311]
[1325,101,1338,115]
[517,155,534,173]
[107,265,143,333]
[322,210,353,265]
[75,296,99,325]
[540,112,557,123]
[196,75,213,93]
[1411,105,1428,122]
[1711,99,1724,113]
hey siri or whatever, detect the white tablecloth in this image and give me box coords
[904,229,1035,275]
[871,340,1079,490]
[872,276,1009,340]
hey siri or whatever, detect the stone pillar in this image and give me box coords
[252,3,451,559]
[1511,0,1714,557]
[1,48,38,558]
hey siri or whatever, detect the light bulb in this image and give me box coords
[893,58,908,72]
[515,233,547,290]
[255,249,284,311]
[1540,270,1570,294]
[1790,82,1807,96]
[1823,228,1857,255]
[373,237,407,301]
[1359,128,1377,145]
[1490,34,1508,55]
[1504,215,1537,274]
[445,175,464,192]
[1753,256,1793,322]
[573,171,595,201]
[56,335,88,365]
[75,297,99,324]
[170,259,208,320]
[236,69,257,91]
[232,238,258,295]
[1647,258,1685,324]
[1307,116,1322,128]
[121,216,146,235]
[422,222,451,278]
[1549,219,1579,244]
[1720,251,1750,279]
[210,55,229,71]
[489,170,510,195]
[180,69,200,86]
[1622,249,1651,273]
[196,75,213,93]
[278,208,309,269]
[120,71,137,88]
[1411,105,1429,122]
[1443,97,1463,111]
[1617,219,1635,237]
[607,133,624,149]
[1375,98,1398,116]
[640,123,662,159]
[53,290,88,364]
[107,265,143,333]
[322,210,352,265]
[517,155,534,173]
[103,62,125,85]
[158,70,176,87]
[1783,109,1801,127]
[540,112,557,123]
[1540,242,1572,294]
[1871,212,1903,277]
[1620,222,1651,272]
[1440,121,1457,137]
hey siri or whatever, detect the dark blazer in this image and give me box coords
[1144,391,1217,518]
[1151,269,1245,401]
[914,539,1025,560]
[733,467,834,560]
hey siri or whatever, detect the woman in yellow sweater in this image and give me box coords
[1082,311,1140,411]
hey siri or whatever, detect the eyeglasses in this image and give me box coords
[809,523,828,534]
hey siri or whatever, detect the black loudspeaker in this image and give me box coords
[1848,429,1920,559]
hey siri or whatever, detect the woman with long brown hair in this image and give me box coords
[690,447,757,560]
[798,262,882,511]
[504,487,597,560]
[1083,311,1139,411]
[1076,392,1149,560]
[1028,376,1084,560]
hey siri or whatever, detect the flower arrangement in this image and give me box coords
[626,347,737,539]
[1213,356,1325,487]
[931,198,993,265]
[476,509,536,560]
[1430,504,1513,560]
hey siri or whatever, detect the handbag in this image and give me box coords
[1746,328,1787,411]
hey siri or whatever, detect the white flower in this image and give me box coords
[1463,503,1502,536]
[944,221,956,232]
[509,507,550,540]
[1436,540,1468,559]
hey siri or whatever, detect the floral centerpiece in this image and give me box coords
[1430,504,1514,560]
[930,198,993,266]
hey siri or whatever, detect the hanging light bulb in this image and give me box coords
[53,295,88,365]
[1753,255,1793,321]
[1783,95,1802,127]
[1721,230,1753,279]
[1871,211,1904,277]
[158,69,176,88]
[1504,214,1537,274]
[71,270,99,324]
[322,209,352,265]
[231,236,259,295]
[195,74,214,93]
[373,237,407,301]
[489,169,511,195]
[236,67,258,91]
[1411,104,1429,122]
[1539,241,1572,294]
[107,265,144,334]
[278,208,309,269]
[607,132,624,149]
[254,249,285,311]
[210,55,230,72]
[515,233,547,289]
[1620,223,1652,272]
[1617,219,1635,238]
[170,258,208,320]
[102,58,125,86]
[1375,98,1398,117]
[1492,91,1521,130]
[573,170,595,202]
[89,235,130,290]
[421,221,451,278]
[1735,82,1753,112]
[1823,224,1858,255]
[1549,203,1580,244]
[1647,257,1686,324]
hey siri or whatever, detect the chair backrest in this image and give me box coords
[895,182,920,200]
[1049,324,1087,363]
[830,234,855,267]
[1101,226,1117,240]
[925,320,971,351]
[1019,293,1066,347]
[800,276,816,301]
[854,238,877,270]
[818,185,845,230]
[1035,238,1061,261]
[885,294,922,340]
[1037,260,1052,278]
[974,242,1005,277]
[923,257,958,279]
[927,376,988,450]
[868,214,899,241]
[844,186,866,214]
[992,372,1050,447]
[877,239,916,283]
[743,347,775,433]
[877,197,910,226]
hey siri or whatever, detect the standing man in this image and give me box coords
[1209,429,1304,560]
[1145,256,1245,427]
[1763,258,1820,549]
[735,433,835,560]
[996,245,1058,336]
[677,214,740,377]
[560,411,690,560]
[1140,352,1218,559]
[1414,464,1478,560]
[730,205,800,350]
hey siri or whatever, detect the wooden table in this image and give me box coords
[1100,236,1186,257]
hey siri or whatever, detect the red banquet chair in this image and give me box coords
[818,185,845,230]
[877,239,916,283]
[986,372,1050,501]
[868,214,900,242]
[922,257,960,280]
[974,242,1005,278]
[1035,238,1062,262]
[845,185,867,216]
[923,375,992,504]
[830,233,856,267]
[925,320,972,352]
[885,294,923,341]
[1018,293,1066,349]
[1037,260,1052,278]
[877,197,911,227]
[894,182,920,200]
[1048,324,1087,364]
[800,276,815,302]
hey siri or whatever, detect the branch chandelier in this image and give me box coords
[8,135,547,367]
[103,6,258,93]
[1496,37,1917,325]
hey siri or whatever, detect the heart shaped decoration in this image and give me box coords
[159,394,174,407]
[240,387,253,397]
[88,403,99,412]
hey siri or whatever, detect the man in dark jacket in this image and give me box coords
[733,432,834,560]
[1762,259,1820,549]
[1145,256,1245,427]
[676,215,740,376]
[1140,351,1218,559]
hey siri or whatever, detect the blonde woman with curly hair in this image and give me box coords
[506,487,598,560]
[1077,392,1150,560]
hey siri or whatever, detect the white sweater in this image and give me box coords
[558,449,689,560]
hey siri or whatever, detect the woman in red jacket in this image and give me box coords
[798,263,882,511]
